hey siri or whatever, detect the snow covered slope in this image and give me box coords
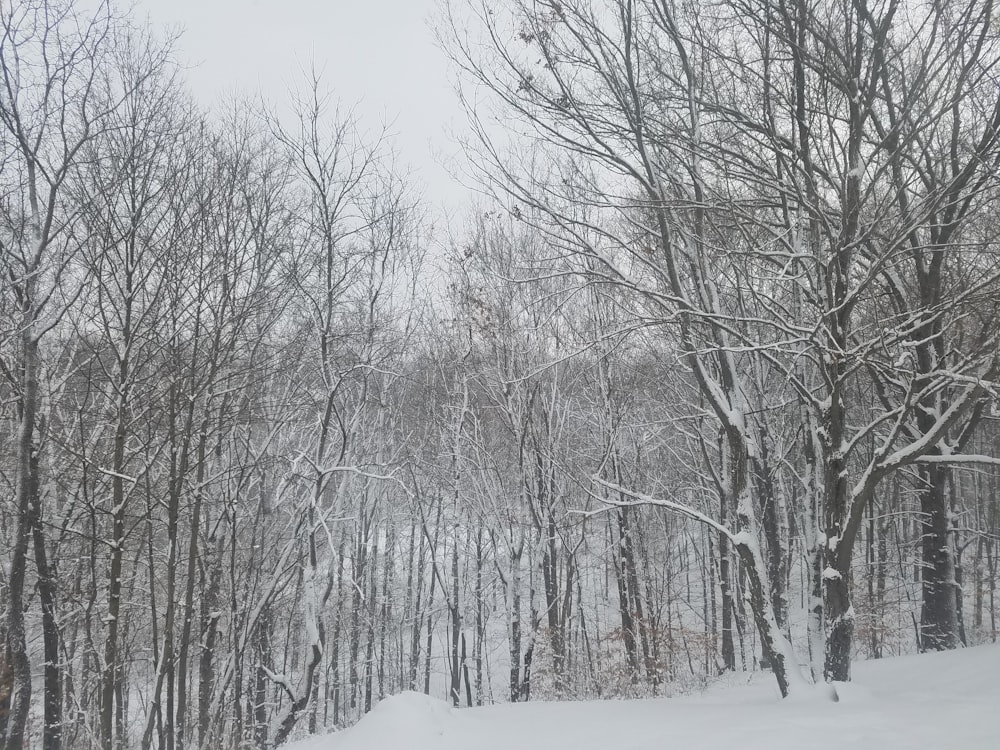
[288,645,999,750]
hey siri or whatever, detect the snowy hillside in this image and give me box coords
[288,645,999,750]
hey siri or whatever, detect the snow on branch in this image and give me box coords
[94,467,139,483]
[260,666,295,703]
[589,476,738,544]
[911,453,1000,466]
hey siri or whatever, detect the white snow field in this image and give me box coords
[288,644,999,750]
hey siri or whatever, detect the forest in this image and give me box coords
[1,0,999,748]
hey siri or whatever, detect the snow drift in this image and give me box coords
[288,644,999,750]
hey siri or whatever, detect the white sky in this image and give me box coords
[131,0,471,212]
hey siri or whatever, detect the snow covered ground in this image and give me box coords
[288,644,999,750]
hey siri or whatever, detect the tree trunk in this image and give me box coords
[620,508,652,683]
[198,536,223,746]
[718,491,736,672]
[822,396,854,683]
[175,426,209,750]
[753,439,788,633]
[407,527,425,691]
[0,629,11,742]
[612,514,639,680]
[101,388,130,750]
[253,609,272,750]
[823,568,853,682]
[449,529,462,707]
[918,464,959,651]
[33,504,62,750]
[507,541,523,702]
[5,331,41,750]
[474,530,484,705]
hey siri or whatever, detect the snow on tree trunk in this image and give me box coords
[919,464,960,651]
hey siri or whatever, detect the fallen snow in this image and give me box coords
[287,644,999,750]
[821,566,842,580]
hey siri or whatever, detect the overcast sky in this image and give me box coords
[132,0,470,211]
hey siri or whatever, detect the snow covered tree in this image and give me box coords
[446,0,1000,688]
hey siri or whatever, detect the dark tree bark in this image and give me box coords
[253,608,272,750]
[0,629,11,741]
[407,526,425,691]
[919,464,959,651]
[718,492,736,672]
[198,536,223,746]
[753,434,788,632]
[5,332,41,750]
[32,499,62,750]
[612,513,640,680]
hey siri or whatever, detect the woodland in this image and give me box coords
[1,0,1000,749]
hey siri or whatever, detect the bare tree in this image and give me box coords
[0,2,145,746]
[446,0,809,695]
[445,0,1000,690]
